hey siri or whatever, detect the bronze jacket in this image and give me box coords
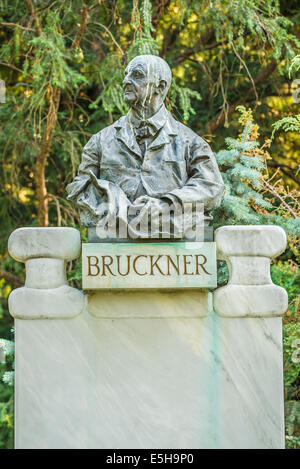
[67,106,224,225]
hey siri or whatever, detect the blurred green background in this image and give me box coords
[0,0,299,449]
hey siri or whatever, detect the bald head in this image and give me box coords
[123,55,172,116]
[127,55,172,97]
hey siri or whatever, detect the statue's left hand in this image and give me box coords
[133,196,168,213]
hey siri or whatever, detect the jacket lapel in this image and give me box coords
[147,114,178,150]
[113,112,179,156]
[114,116,142,159]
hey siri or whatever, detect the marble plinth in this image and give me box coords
[14,293,284,449]
[8,225,287,449]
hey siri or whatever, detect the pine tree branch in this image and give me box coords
[173,28,216,64]
[0,270,24,286]
[0,22,35,32]
[24,2,64,227]
[0,62,28,75]
[160,0,195,56]
[206,57,279,133]
[90,22,124,55]
[161,24,182,56]
[72,5,90,50]
[262,179,298,219]
[35,86,61,226]
[152,0,171,29]
[71,4,102,51]
[267,161,300,186]
[87,2,101,13]
[35,1,58,13]
[25,0,42,36]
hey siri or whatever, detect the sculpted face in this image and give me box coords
[123,56,166,109]
[123,58,155,107]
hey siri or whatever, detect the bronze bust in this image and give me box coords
[67,54,224,239]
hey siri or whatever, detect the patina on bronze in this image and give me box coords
[67,54,224,239]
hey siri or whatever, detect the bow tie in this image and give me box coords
[134,123,156,140]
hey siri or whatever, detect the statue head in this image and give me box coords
[123,55,172,116]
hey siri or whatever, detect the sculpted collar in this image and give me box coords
[114,106,178,158]
[127,104,169,133]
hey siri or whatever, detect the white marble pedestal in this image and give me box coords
[8,226,288,449]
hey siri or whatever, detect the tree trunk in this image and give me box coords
[206,58,279,134]
[35,86,61,227]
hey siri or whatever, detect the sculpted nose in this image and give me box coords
[123,75,131,86]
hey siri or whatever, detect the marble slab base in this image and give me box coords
[87,226,214,242]
[14,291,284,449]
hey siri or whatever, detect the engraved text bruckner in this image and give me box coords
[87,253,211,277]
[82,242,217,289]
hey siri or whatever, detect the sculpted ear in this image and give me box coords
[157,79,167,96]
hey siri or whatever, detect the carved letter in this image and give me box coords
[133,255,147,276]
[116,255,131,276]
[166,255,180,275]
[195,254,211,275]
[101,255,116,276]
[183,255,194,275]
[150,255,165,276]
[87,256,100,276]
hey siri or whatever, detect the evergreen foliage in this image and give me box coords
[289,55,300,75]
[272,115,300,140]
[0,0,299,449]
[0,338,14,386]
[214,107,300,234]
[215,126,270,225]
[0,334,14,448]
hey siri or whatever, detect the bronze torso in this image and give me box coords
[67,106,224,226]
